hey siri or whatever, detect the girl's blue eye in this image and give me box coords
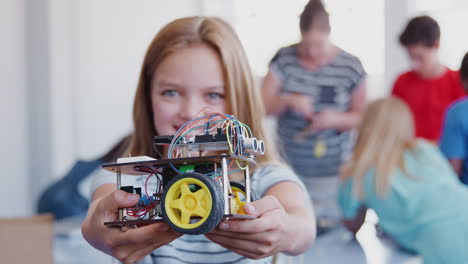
[161,90,178,97]
[207,93,224,100]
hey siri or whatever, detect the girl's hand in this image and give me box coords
[204,196,292,259]
[285,93,314,121]
[309,109,343,131]
[82,190,182,264]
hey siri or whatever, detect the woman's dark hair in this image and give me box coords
[399,16,440,47]
[460,52,468,81]
[299,0,330,33]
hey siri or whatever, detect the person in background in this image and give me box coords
[338,97,468,264]
[37,135,131,220]
[261,0,366,230]
[81,16,316,264]
[440,52,468,184]
[391,16,465,142]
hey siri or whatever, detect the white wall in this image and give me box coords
[384,0,410,92]
[0,0,29,216]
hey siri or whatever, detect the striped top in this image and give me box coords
[270,44,365,178]
[91,165,308,264]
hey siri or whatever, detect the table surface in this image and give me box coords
[54,216,422,264]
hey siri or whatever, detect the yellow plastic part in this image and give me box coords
[230,198,239,215]
[164,177,213,229]
[231,186,247,215]
[314,139,327,158]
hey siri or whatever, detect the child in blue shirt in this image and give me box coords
[338,97,468,264]
[440,52,468,184]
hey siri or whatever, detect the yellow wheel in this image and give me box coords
[162,172,224,234]
[230,182,259,215]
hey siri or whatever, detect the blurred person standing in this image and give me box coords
[392,16,465,142]
[261,0,366,230]
[440,52,468,184]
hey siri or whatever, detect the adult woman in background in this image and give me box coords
[262,0,366,229]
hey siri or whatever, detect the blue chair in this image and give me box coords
[37,160,102,220]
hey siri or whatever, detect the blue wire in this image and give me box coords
[166,113,250,176]
[168,113,224,173]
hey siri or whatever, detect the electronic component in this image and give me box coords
[162,167,178,187]
[134,187,142,196]
[103,113,263,235]
[117,156,155,163]
[153,135,174,145]
[241,137,259,155]
[194,163,215,175]
[257,140,265,155]
[120,186,142,196]
[139,195,156,206]
[195,135,215,143]
[120,186,134,194]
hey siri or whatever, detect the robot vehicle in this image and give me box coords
[103,113,265,235]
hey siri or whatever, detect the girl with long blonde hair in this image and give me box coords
[82,16,315,264]
[339,97,468,264]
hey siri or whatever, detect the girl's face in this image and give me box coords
[150,44,226,136]
[299,29,330,62]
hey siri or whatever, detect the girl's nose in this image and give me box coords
[179,97,202,122]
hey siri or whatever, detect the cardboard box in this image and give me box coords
[0,214,53,264]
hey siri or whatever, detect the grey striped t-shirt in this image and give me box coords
[270,44,366,178]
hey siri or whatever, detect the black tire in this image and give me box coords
[161,172,224,235]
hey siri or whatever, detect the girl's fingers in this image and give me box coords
[244,195,283,217]
[98,190,140,214]
[214,199,284,234]
[212,211,280,236]
[206,196,286,247]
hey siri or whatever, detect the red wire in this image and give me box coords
[125,168,163,219]
[145,172,154,199]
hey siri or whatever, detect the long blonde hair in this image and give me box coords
[341,97,417,198]
[127,16,277,165]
